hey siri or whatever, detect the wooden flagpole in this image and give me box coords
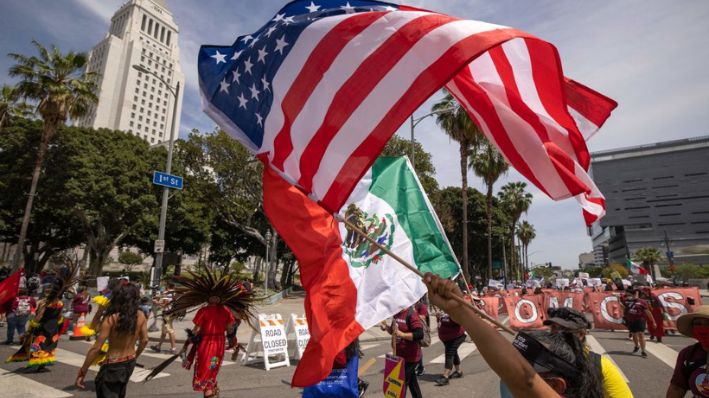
[338,215,515,335]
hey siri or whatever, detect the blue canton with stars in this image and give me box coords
[198,0,400,151]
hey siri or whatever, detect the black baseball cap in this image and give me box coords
[544,307,591,331]
[512,332,579,379]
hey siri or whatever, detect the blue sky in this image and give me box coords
[1,0,708,269]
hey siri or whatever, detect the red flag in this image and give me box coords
[0,270,21,311]
[262,166,364,387]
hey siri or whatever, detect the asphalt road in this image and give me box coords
[0,324,694,397]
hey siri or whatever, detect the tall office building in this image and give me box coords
[77,0,184,145]
[588,136,709,266]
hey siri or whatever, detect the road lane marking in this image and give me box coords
[429,342,477,364]
[585,335,629,383]
[12,346,171,382]
[360,343,381,351]
[644,341,678,369]
[0,371,72,398]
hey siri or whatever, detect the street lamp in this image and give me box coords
[132,64,181,293]
[264,230,271,294]
[408,106,457,169]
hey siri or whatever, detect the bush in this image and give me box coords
[602,263,628,280]
[118,251,143,265]
[672,263,709,280]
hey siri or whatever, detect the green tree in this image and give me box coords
[0,84,32,128]
[8,41,97,269]
[381,135,438,193]
[432,92,482,280]
[602,263,629,280]
[516,220,536,276]
[470,140,509,279]
[633,247,664,266]
[118,250,143,272]
[498,182,533,281]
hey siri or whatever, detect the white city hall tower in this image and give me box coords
[78,0,184,145]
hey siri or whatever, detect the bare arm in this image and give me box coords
[645,309,656,327]
[424,273,559,398]
[75,315,112,389]
[665,383,686,398]
[136,312,149,358]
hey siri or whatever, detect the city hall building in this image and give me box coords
[588,136,709,266]
[77,0,185,145]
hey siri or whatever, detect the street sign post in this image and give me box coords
[154,239,165,253]
[152,171,183,190]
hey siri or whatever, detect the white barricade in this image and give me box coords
[285,313,310,360]
[240,313,290,370]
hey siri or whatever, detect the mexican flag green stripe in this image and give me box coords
[370,157,460,277]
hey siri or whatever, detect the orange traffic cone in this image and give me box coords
[69,313,87,340]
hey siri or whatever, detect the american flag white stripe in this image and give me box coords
[311,18,503,200]
[280,11,433,183]
[261,12,358,159]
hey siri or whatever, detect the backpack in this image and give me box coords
[15,297,31,316]
[407,308,432,347]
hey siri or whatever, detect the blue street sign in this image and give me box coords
[152,171,183,190]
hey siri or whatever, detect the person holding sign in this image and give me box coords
[382,306,424,398]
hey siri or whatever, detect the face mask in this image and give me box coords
[692,325,709,349]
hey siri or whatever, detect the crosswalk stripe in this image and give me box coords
[11,346,170,382]
[644,341,678,369]
[0,371,72,398]
[429,342,477,364]
[585,335,629,383]
[360,343,381,351]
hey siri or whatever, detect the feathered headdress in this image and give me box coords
[45,255,82,302]
[166,268,257,329]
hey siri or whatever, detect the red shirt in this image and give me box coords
[393,309,423,363]
[193,304,235,335]
[10,296,36,315]
[437,312,465,342]
[625,298,649,321]
[670,343,709,397]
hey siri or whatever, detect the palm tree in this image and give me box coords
[470,140,508,280]
[516,220,536,278]
[8,41,97,269]
[0,84,32,128]
[633,247,663,270]
[433,91,481,280]
[498,182,533,281]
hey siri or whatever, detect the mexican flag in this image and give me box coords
[263,156,459,387]
[627,259,648,275]
[336,157,460,328]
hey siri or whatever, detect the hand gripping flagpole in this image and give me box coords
[336,214,515,335]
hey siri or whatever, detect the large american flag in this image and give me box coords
[198,0,616,224]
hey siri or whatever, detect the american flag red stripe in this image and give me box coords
[200,2,616,225]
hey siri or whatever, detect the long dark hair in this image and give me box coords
[105,283,140,334]
[527,331,604,398]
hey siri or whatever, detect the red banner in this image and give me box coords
[543,292,585,313]
[586,292,626,330]
[480,297,500,320]
[0,270,21,312]
[651,287,701,331]
[503,296,545,329]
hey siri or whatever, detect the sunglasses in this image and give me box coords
[513,332,580,380]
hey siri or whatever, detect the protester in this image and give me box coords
[544,307,633,398]
[384,305,424,398]
[620,287,655,357]
[414,296,429,376]
[151,282,177,354]
[71,284,91,331]
[167,270,255,398]
[424,273,562,398]
[642,287,666,343]
[434,308,466,386]
[4,288,36,345]
[139,296,151,318]
[502,331,604,398]
[5,277,72,370]
[75,282,149,398]
[666,305,709,397]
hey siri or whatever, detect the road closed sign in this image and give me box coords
[287,313,310,360]
[241,313,290,371]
